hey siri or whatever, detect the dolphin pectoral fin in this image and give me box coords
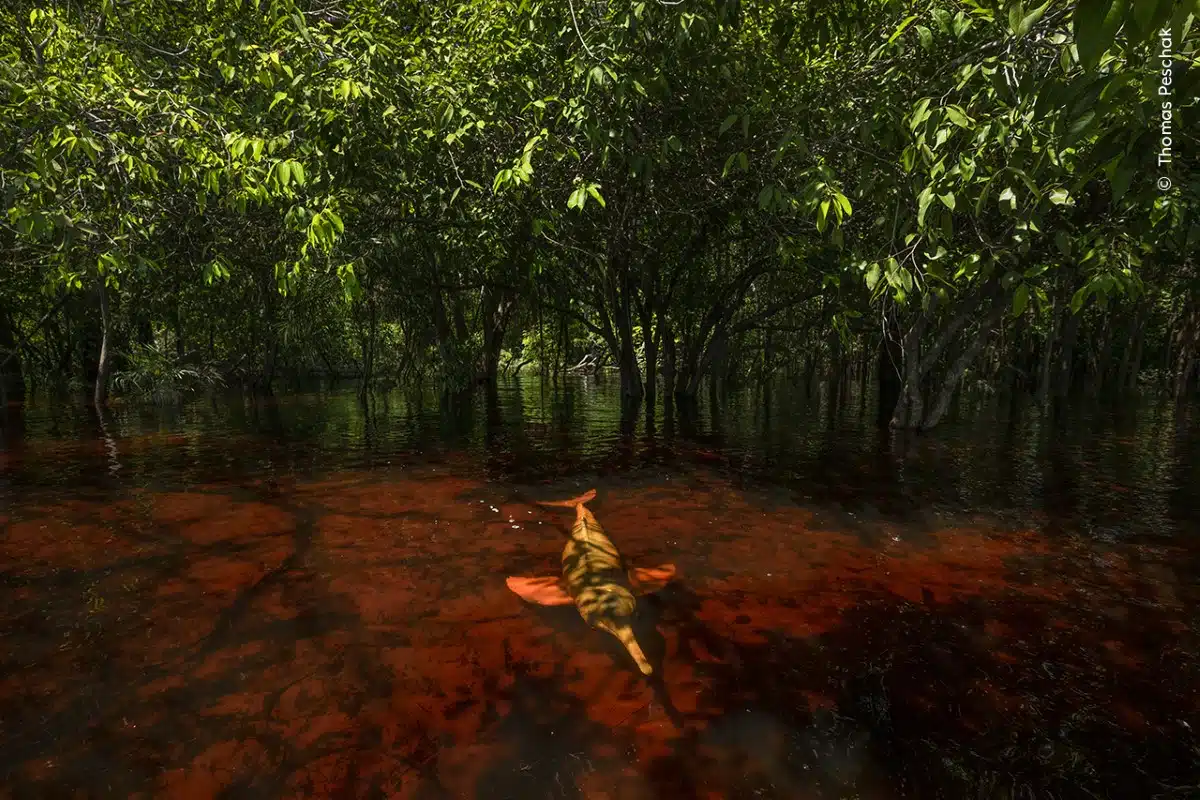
[506,576,574,606]
[629,563,677,595]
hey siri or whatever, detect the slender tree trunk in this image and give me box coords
[173,276,185,359]
[616,317,642,399]
[359,294,377,400]
[923,304,1005,429]
[892,311,928,428]
[58,304,73,379]
[804,352,817,398]
[0,310,25,404]
[1175,302,1200,402]
[613,260,643,401]
[1055,307,1080,398]
[1117,303,1147,390]
[642,309,658,418]
[1093,314,1113,393]
[481,283,515,388]
[556,311,567,384]
[662,322,676,398]
[93,276,113,407]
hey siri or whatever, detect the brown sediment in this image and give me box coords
[0,468,1195,798]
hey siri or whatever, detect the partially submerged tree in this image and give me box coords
[1,0,1195,422]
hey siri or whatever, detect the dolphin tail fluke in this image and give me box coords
[506,576,574,606]
[630,563,677,595]
[613,625,654,675]
[535,488,597,509]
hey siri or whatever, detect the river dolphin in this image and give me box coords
[506,489,676,675]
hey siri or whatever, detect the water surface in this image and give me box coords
[1,380,1197,798]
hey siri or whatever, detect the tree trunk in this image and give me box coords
[556,310,567,384]
[1117,303,1147,390]
[877,329,901,425]
[0,310,25,404]
[481,283,515,388]
[1175,301,1199,402]
[616,316,642,399]
[1093,313,1113,393]
[1055,307,1080,398]
[891,310,928,428]
[1038,281,1064,404]
[93,276,113,407]
[173,277,185,359]
[642,309,658,418]
[359,293,378,400]
[662,321,676,398]
[923,304,1006,430]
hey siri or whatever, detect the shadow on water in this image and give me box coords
[1,378,1198,797]
[638,582,1199,799]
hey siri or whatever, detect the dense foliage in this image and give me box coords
[2,0,1197,426]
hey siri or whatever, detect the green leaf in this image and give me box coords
[998,186,1017,212]
[1073,0,1126,71]
[865,262,882,291]
[1132,0,1172,35]
[939,192,956,211]
[910,97,933,131]
[1049,188,1069,205]
[586,184,606,208]
[1015,1,1051,37]
[1070,284,1090,314]
[1056,230,1075,255]
[917,186,935,227]
[1022,0,1051,35]
[1007,1,1026,35]
[1067,110,1097,139]
[1012,283,1029,317]
[758,185,774,209]
[719,114,738,135]
[1109,159,1134,202]
[888,15,919,44]
[944,105,971,128]
[917,25,933,49]
[493,169,510,193]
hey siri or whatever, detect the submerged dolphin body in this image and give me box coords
[506,489,676,675]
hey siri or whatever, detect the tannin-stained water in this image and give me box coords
[1,381,1197,798]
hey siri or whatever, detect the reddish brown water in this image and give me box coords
[1,384,1198,798]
